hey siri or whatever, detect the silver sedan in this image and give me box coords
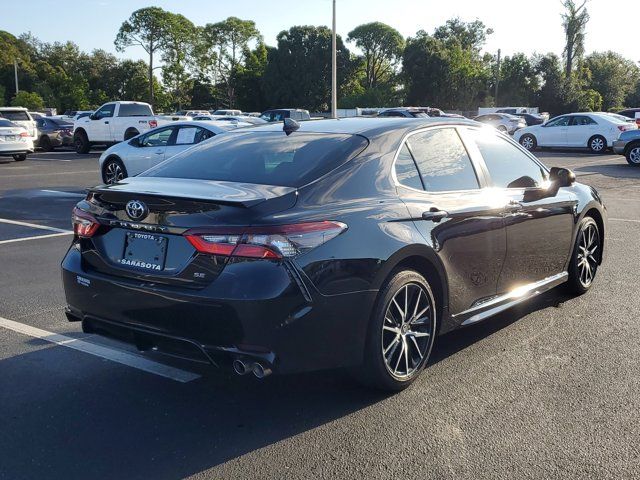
[473,113,527,135]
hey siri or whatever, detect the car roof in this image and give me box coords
[0,107,28,111]
[159,120,248,131]
[229,117,476,140]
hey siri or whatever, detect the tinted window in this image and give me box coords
[141,127,172,147]
[118,103,153,117]
[545,116,569,127]
[470,130,546,189]
[395,144,423,190]
[407,128,479,192]
[36,118,45,128]
[145,132,369,188]
[95,104,115,118]
[571,116,597,126]
[195,128,216,143]
[0,111,29,121]
[0,119,17,127]
[50,119,72,127]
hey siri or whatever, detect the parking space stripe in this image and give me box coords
[0,316,201,383]
[0,232,73,245]
[0,217,72,233]
[609,218,640,224]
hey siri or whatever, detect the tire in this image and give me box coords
[74,131,90,154]
[625,143,640,166]
[588,135,607,154]
[101,157,127,184]
[124,129,139,141]
[566,216,601,295]
[39,135,52,152]
[519,134,537,151]
[12,154,27,161]
[355,270,437,391]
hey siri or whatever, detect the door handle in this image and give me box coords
[505,200,523,213]
[104,121,109,124]
[154,149,164,155]
[422,207,448,222]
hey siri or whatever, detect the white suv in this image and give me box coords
[0,107,37,140]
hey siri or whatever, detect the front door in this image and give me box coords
[92,104,115,142]
[395,127,507,315]
[128,126,174,175]
[465,128,576,293]
[539,115,570,147]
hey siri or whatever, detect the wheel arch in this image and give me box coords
[583,207,605,265]
[74,127,87,138]
[624,139,640,156]
[124,128,139,141]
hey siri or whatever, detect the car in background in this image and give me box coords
[413,107,464,118]
[194,115,267,125]
[514,112,638,153]
[61,110,93,122]
[29,111,45,120]
[377,108,429,118]
[0,107,37,140]
[0,119,34,161]
[473,113,526,134]
[181,110,210,117]
[63,117,606,391]
[211,109,242,116]
[260,109,311,122]
[35,117,74,151]
[511,112,546,126]
[613,129,640,166]
[98,120,243,184]
[617,108,640,127]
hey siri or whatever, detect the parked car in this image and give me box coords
[35,117,74,151]
[29,111,45,120]
[377,108,429,118]
[183,110,211,117]
[414,107,464,118]
[61,110,93,122]
[63,117,606,391]
[510,112,546,126]
[613,129,640,166]
[98,120,243,184]
[0,107,37,140]
[616,108,640,127]
[260,109,311,122]
[0,119,34,161]
[194,115,267,125]
[211,109,242,116]
[514,112,638,153]
[73,101,162,154]
[473,113,526,134]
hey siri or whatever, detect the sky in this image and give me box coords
[1,0,639,63]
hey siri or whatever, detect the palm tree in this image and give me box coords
[562,0,590,77]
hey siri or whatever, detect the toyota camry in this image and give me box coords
[62,117,606,390]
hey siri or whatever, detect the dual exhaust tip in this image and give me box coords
[232,359,272,379]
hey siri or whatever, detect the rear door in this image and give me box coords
[162,126,214,161]
[465,128,575,293]
[567,115,598,147]
[396,126,507,315]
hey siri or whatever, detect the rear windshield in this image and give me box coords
[144,131,369,187]
[0,111,30,121]
[118,103,153,117]
[51,119,73,126]
[0,119,17,127]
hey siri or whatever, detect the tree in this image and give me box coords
[585,51,640,110]
[115,7,171,105]
[236,42,269,111]
[263,26,354,111]
[492,53,539,106]
[160,13,196,110]
[561,0,589,77]
[347,22,404,90]
[11,91,44,110]
[198,17,261,108]
[433,18,493,53]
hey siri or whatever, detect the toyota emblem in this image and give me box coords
[125,200,148,221]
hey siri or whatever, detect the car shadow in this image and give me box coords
[573,162,640,180]
[1,288,572,480]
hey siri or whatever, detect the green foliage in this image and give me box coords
[160,13,197,110]
[493,53,539,106]
[561,0,589,76]
[585,51,640,110]
[262,26,355,111]
[11,90,44,110]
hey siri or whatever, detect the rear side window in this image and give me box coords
[145,131,369,188]
[395,144,423,190]
[0,119,17,127]
[118,103,153,117]
[571,116,597,126]
[470,130,546,189]
[0,111,29,121]
[407,128,479,192]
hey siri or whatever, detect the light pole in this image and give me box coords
[494,49,501,107]
[14,59,19,94]
[331,0,337,119]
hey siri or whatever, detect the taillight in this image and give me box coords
[149,119,158,128]
[185,221,347,259]
[72,207,100,238]
[19,131,29,137]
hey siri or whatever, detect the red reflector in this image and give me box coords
[233,244,281,259]
[72,207,100,238]
[149,120,158,128]
[185,235,237,255]
[19,131,29,137]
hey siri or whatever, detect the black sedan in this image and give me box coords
[35,117,74,151]
[62,118,606,390]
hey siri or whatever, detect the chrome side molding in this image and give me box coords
[454,272,569,326]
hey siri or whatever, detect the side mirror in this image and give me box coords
[89,113,98,120]
[129,137,141,147]
[549,167,575,187]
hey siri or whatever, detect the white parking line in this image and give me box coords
[0,232,73,245]
[0,217,71,233]
[609,218,640,224]
[0,316,201,383]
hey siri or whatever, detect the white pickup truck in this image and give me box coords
[73,101,189,154]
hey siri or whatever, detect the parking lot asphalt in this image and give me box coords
[1,148,639,480]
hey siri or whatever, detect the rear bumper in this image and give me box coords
[62,245,377,374]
